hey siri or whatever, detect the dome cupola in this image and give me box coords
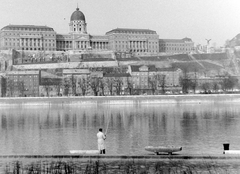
[70,7,85,22]
[69,7,87,34]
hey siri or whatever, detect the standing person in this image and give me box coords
[97,128,106,154]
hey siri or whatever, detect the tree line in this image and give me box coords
[4,69,240,97]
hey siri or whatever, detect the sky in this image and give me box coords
[0,0,239,47]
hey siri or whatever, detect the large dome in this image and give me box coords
[70,8,85,21]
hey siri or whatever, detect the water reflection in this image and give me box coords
[0,103,240,155]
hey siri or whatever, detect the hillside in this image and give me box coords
[0,49,237,75]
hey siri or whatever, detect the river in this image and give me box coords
[0,96,240,155]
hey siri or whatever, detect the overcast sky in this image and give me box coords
[0,0,239,47]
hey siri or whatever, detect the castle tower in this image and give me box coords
[69,7,87,34]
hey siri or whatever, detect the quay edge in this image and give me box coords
[0,94,240,106]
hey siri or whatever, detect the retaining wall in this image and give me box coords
[0,94,240,106]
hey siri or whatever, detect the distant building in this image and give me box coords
[56,7,109,52]
[6,70,40,97]
[0,7,168,56]
[106,28,159,56]
[128,65,182,94]
[39,71,62,97]
[159,38,194,54]
[128,65,157,90]
[0,25,56,51]
[156,67,182,87]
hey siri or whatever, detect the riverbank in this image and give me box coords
[2,154,240,173]
[1,94,240,106]
[1,153,240,160]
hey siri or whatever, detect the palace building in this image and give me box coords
[0,25,56,51]
[0,7,193,56]
[159,38,194,54]
[106,28,159,54]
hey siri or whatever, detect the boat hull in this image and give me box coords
[145,146,182,155]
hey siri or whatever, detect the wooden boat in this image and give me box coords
[145,146,182,155]
[70,150,99,154]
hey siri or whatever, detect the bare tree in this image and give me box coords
[17,81,25,97]
[114,77,123,95]
[192,69,198,94]
[212,82,220,93]
[42,78,53,97]
[126,77,134,95]
[63,78,71,96]
[44,86,51,97]
[71,75,77,96]
[78,77,89,96]
[158,74,166,94]
[89,77,100,96]
[105,77,115,95]
[148,75,158,95]
[201,82,211,94]
[1,78,7,97]
[179,69,194,94]
[7,78,15,97]
[221,74,238,92]
[99,78,106,96]
[55,80,63,96]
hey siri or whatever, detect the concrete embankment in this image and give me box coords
[2,154,240,173]
[1,154,240,160]
[0,94,240,106]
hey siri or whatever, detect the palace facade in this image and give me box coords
[0,7,193,56]
[0,25,56,51]
[159,38,194,54]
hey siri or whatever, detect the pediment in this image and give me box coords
[77,36,88,40]
[73,34,90,40]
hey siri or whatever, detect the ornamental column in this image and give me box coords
[20,38,22,49]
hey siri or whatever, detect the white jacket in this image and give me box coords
[97,131,106,150]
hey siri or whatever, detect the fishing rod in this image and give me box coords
[105,112,110,136]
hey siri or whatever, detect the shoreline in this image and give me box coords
[1,94,240,105]
[3,154,240,173]
[0,153,240,160]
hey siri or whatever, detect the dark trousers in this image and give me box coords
[100,149,106,154]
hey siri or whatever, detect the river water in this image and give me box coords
[0,101,240,155]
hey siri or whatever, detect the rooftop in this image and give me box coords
[82,58,115,62]
[1,25,54,31]
[106,28,157,35]
[130,65,157,72]
[104,73,131,77]
[63,69,90,74]
[6,70,39,75]
[41,71,62,79]
[159,38,193,43]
